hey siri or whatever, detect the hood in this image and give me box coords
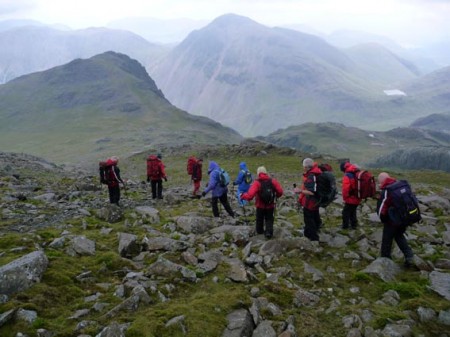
[239,162,247,170]
[307,165,322,175]
[208,161,220,174]
[148,155,158,161]
[381,177,397,189]
[345,164,359,173]
[258,172,270,181]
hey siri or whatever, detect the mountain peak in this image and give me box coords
[209,13,260,28]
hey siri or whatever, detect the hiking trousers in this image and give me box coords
[151,179,163,199]
[303,208,321,241]
[342,203,358,228]
[108,185,120,205]
[381,224,414,260]
[193,180,201,195]
[256,207,274,238]
[212,193,234,217]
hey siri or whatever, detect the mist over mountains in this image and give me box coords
[1,13,450,167]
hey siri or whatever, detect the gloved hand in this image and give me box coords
[164,177,168,182]
[201,191,206,197]
[147,176,150,182]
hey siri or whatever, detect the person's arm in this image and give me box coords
[233,171,244,186]
[273,179,283,198]
[203,171,218,195]
[241,180,259,200]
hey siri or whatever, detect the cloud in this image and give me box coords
[0,0,36,15]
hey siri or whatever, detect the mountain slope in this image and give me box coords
[151,14,392,136]
[259,122,450,169]
[411,113,450,133]
[0,25,169,84]
[0,52,242,164]
[150,14,444,137]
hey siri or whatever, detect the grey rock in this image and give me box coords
[429,271,450,300]
[95,205,124,223]
[95,321,126,337]
[15,309,37,323]
[435,259,450,269]
[226,258,248,283]
[165,315,186,334]
[252,320,276,337]
[0,309,16,328]
[417,307,436,322]
[438,309,450,326]
[361,257,401,282]
[222,309,255,337]
[381,323,412,337]
[143,236,190,252]
[0,250,48,296]
[293,288,320,307]
[118,233,141,258]
[176,216,215,234]
[67,236,96,256]
[135,206,160,223]
[145,257,197,282]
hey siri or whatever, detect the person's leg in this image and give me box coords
[255,208,264,234]
[108,186,114,203]
[211,196,220,217]
[394,227,414,264]
[350,204,359,229]
[157,179,163,199]
[193,180,200,195]
[342,203,351,229]
[380,224,395,258]
[220,193,234,217]
[304,209,319,241]
[264,208,274,238]
[151,180,157,199]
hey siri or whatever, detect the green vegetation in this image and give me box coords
[1,144,449,336]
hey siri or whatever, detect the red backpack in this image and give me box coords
[99,161,109,184]
[147,155,161,178]
[355,170,376,199]
[187,156,197,175]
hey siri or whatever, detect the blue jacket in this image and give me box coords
[233,162,251,192]
[204,161,228,197]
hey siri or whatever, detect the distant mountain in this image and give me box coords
[258,122,450,169]
[401,66,450,100]
[107,17,208,44]
[0,25,169,84]
[150,14,447,136]
[411,113,450,133]
[0,52,242,164]
[345,43,420,85]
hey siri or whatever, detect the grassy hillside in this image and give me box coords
[259,122,450,167]
[0,52,242,165]
[1,145,450,336]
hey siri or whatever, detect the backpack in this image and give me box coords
[355,170,376,199]
[187,156,196,175]
[385,180,422,227]
[218,169,230,187]
[259,179,275,204]
[243,170,253,184]
[99,161,109,184]
[147,156,160,177]
[315,168,337,208]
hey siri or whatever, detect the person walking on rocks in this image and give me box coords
[233,161,253,207]
[340,161,362,229]
[377,172,415,267]
[201,161,234,218]
[191,158,203,197]
[298,158,322,241]
[240,166,283,239]
[147,153,167,199]
[105,156,124,205]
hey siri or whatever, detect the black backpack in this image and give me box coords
[385,180,422,226]
[315,171,337,208]
[244,170,253,184]
[259,179,275,204]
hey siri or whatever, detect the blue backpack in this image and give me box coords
[385,180,421,226]
[218,169,230,187]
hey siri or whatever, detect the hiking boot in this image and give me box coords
[404,257,415,268]
[265,233,273,239]
[341,224,349,230]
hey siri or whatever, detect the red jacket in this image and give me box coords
[147,155,166,181]
[298,165,322,211]
[241,173,283,209]
[192,160,202,181]
[377,177,397,225]
[342,164,361,205]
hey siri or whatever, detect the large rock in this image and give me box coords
[96,205,124,223]
[66,236,96,256]
[0,251,48,297]
[135,206,160,224]
[176,216,216,234]
[429,271,450,300]
[222,309,255,337]
[361,257,401,282]
[118,233,141,258]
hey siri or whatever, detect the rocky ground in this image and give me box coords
[0,148,449,337]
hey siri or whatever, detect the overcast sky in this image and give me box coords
[1,0,449,46]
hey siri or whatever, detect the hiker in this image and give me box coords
[240,166,283,239]
[377,172,415,267]
[191,158,203,197]
[340,161,361,229]
[233,162,252,206]
[201,161,235,218]
[147,153,167,199]
[298,158,322,241]
[105,156,124,205]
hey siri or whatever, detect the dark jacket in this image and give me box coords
[241,172,283,209]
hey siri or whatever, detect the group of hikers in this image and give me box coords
[99,154,422,267]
